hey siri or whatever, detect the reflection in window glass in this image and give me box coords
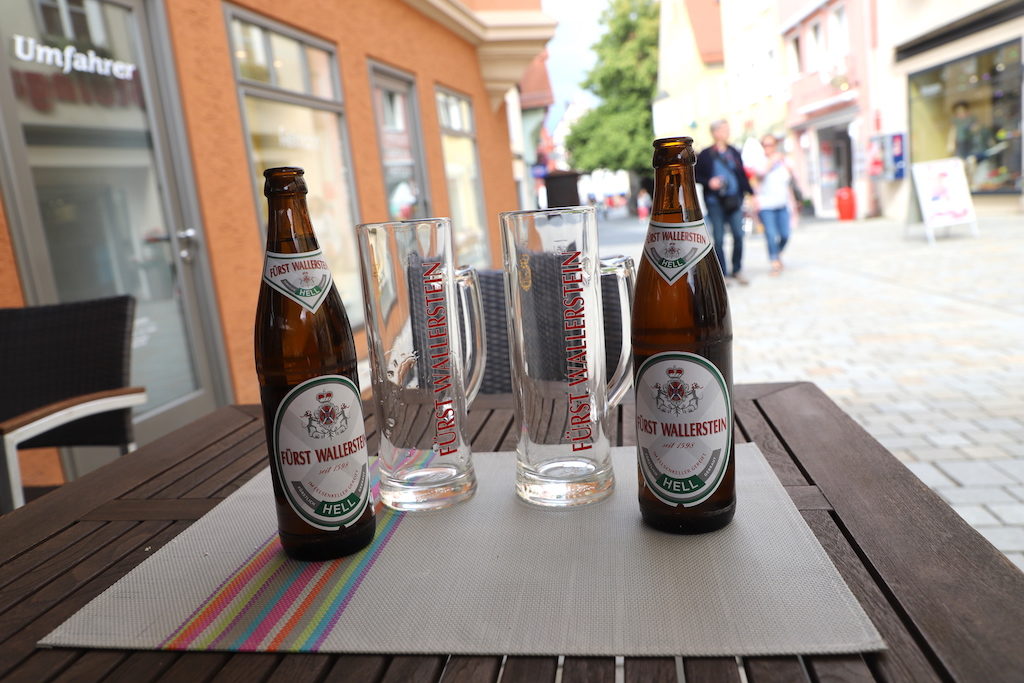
[383,91,406,130]
[231,20,270,83]
[909,40,1022,193]
[243,97,362,322]
[229,12,361,321]
[437,91,487,266]
[269,32,305,93]
[306,46,334,99]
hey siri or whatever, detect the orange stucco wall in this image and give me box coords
[0,190,26,308]
[163,0,520,405]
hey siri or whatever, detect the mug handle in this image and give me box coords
[601,255,635,408]
[456,266,486,404]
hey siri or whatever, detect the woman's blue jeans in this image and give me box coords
[758,206,790,262]
[705,199,745,277]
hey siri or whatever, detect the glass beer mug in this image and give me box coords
[500,206,634,507]
[356,217,485,511]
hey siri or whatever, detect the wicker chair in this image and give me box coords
[0,296,147,512]
[478,258,632,394]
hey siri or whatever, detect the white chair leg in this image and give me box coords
[1,435,26,513]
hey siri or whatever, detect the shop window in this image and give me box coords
[788,36,802,77]
[370,65,430,222]
[436,89,488,267]
[36,0,105,46]
[909,40,1022,194]
[227,8,362,322]
[828,6,848,69]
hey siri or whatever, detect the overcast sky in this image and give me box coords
[541,0,608,129]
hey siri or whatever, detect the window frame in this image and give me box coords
[435,85,488,266]
[223,3,363,314]
[368,60,432,220]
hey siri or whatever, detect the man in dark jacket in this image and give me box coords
[695,120,754,284]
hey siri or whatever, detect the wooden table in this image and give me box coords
[1,383,1022,683]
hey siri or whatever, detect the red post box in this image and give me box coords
[836,187,856,220]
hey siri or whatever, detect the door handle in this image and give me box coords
[176,228,197,263]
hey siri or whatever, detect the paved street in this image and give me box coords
[598,208,1024,571]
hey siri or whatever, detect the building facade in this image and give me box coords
[0,0,553,479]
[873,0,1023,220]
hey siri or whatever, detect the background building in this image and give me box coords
[873,0,1023,220]
[0,0,553,480]
[653,0,727,148]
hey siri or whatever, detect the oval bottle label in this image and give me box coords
[635,352,732,507]
[262,249,333,313]
[272,375,371,530]
[642,219,714,284]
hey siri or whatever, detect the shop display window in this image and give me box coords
[909,40,1022,193]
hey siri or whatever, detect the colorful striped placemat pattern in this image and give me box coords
[162,461,404,652]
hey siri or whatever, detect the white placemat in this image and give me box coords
[41,444,884,655]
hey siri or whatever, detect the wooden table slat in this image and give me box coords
[81,499,221,521]
[213,653,281,681]
[760,383,1024,682]
[805,654,876,683]
[500,656,558,683]
[126,422,264,500]
[1,648,79,683]
[801,510,940,683]
[102,651,180,683]
[379,655,445,683]
[623,656,676,683]
[159,431,267,500]
[0,520,138,619]
[0,520,183,679]
[733,386,808,487]
[0,520,105,593]
[155,652,231,683]
[0,406,256,564]
[50,650,128,683]
[264,653,333,683]
[744,656,809,683]
[785,485,832,511]
[561,656,615,683]
[682,657,741,683]
[438,655,502,682]
[322,655,389,683]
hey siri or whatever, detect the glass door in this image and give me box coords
[0,0,223,472]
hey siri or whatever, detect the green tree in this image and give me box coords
[565,0,659,176]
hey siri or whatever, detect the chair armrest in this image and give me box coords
[0,387,148,437]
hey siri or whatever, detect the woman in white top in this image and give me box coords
[754,135,793,275]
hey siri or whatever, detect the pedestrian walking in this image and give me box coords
[696,120,754,284]
[752,134,796,276]
[636,188,652,223]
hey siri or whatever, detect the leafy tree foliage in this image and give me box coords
[565,0,659,175]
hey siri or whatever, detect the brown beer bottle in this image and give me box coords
[254,167,375,560]
[632,137,736,533]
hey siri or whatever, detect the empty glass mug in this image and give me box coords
[356,217,485,511]
[500,206,634,506]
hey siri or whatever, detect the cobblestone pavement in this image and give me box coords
[599,210,1024,571]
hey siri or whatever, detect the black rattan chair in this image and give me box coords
[478,257,633,394]
[0,296,147,512]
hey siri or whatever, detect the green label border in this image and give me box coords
[262,249,332,314]
[272,375,369,529]
[635,351,732,507]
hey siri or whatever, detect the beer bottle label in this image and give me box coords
[642,219,714,284]
[262,249,333,313]
[634,352,732,507]
[271,375,371,530]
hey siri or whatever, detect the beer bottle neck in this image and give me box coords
[265,193,320,254]
[651,164,703,224]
